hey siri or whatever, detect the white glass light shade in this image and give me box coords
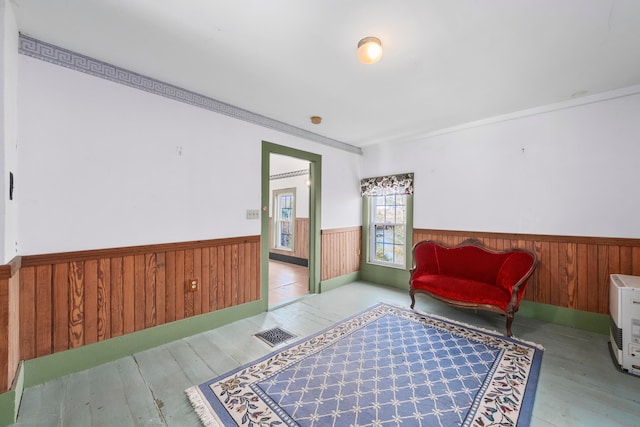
[356,37,383,64]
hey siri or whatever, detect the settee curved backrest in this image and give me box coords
[412,239,537,291]
[434,244,509,283]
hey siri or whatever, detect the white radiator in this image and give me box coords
[609,274,640,377]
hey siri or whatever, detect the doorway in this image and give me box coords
[268,260,308,306]
[261,142,321,311]
[268,154,310,306]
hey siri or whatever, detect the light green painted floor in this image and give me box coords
[11,281,640,426]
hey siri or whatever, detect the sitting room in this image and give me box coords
[1,1,640,426]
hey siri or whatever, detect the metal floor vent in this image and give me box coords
[255,327,296,347]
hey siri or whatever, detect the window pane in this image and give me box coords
[393,245,404,264]
[368,194,407,267]
[383,207,393,223]
[383,226,394,243]
[274,190,295,251]
[374,225,385,243]
[395,206,406,223]
[394,226,405,244]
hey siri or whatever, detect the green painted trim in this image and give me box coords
[0,362,24,427]
[320,271,361,293]
[22,300,262,389]
[360,193,413,289]
[518,300,609,335]
[359,263,410,289]
[0,390,17,427]
[262,141,322,305]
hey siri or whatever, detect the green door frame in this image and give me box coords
[261,141,322,311]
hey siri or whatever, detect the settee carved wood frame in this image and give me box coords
[409,238,538,337]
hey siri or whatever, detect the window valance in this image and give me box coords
[360,173,414,197]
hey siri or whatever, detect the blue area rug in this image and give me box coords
[186,303,543,426]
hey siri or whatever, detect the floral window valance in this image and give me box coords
[360,173,414,196]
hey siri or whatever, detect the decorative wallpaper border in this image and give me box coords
[18,34,361,155]
[270,169,309,181]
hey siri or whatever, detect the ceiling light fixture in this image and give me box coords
[310,116,322,124]
[356,36,383,64]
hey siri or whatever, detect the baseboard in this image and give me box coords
[359,263,410,290]
[0,361,24,427]
[320,272,361,293]
[518,300,609,335]
[269,252,308,267]
[21,300,263,390]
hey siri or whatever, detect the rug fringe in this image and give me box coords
[185,386,222,427]
[388,301,545,351]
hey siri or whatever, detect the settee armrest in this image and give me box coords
[410,240,440,277]
[496,251,537,297]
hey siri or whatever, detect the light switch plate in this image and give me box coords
[246,209,260,220]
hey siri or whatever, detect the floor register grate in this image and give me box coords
[254,327,296,347]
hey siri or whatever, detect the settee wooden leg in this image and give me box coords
[506,312,514,337]
[410,291,416,309]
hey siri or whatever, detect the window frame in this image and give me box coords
[360,173,414,286]
[368,194,408,268]
[272,187,296,251]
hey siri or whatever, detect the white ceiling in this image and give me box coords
[12,0,640,149]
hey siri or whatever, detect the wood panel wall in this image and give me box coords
[413,229,640,315]
[321,227,362,281]
[0,259,20,393]
[17,236,260,363]
[0,271,10,392]
[269,218,309,260]
[5,226,638,392]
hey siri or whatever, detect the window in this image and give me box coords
[371,194,406,266]
[360,173,413,268]
[273,188,295,251]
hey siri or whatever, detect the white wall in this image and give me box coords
[17,55,362,255]
[361,90,640,239]
[270,154,310,218]
[1,1,18,263]
[16,48,640,258]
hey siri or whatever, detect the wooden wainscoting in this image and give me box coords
[413,229,640,315]
[0,259,21,392]
[269,217,309,260]
[18,236,260,362]
[321,227,361,281]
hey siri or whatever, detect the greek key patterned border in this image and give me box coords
[18,34,361,155]
[270,169,309,180]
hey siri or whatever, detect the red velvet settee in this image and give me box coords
[410,239,537,336]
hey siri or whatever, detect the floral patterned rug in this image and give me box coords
[186,303,543,426]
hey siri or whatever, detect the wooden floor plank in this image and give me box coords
[183,332,245,377]
[166,341,217,386]
[204,325,268,366]
[86,361,137,426]
[268,260,308,306]
[535,372,640,426]
[59,370,92,427]
[14,281,640,427]
[12,379,66,426]
[116,356,165,425]
[133,344,201,426]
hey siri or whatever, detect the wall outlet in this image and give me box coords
[188,279,199,292]
[246,209,260,220]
